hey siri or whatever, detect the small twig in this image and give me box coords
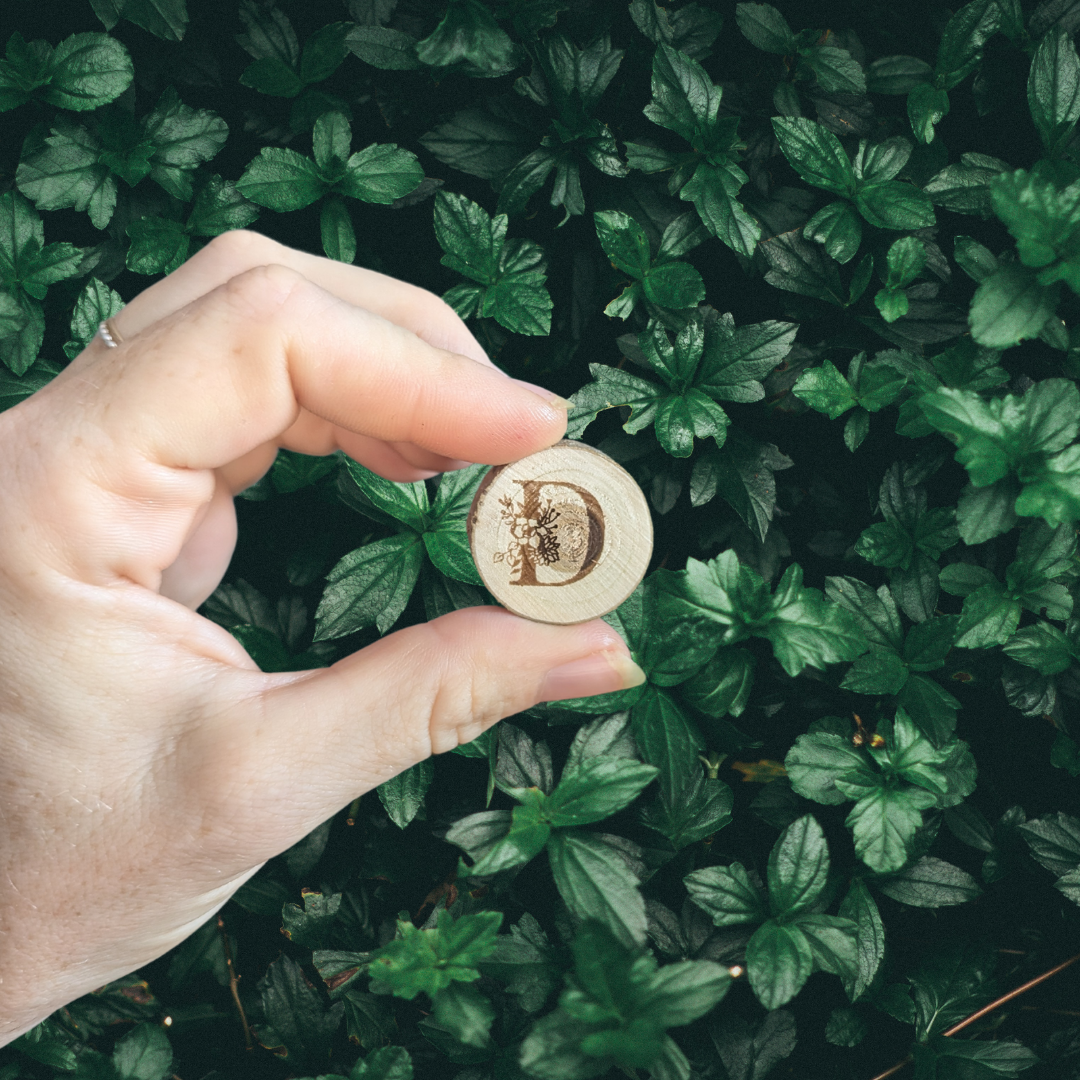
[868,1059,911,1080]
[941,951,1080,1037]
[218,915,253,1051]
[867,950,1080,1080]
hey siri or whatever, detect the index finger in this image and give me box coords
[76,229,498,370]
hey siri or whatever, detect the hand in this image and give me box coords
[0,230,645,1043]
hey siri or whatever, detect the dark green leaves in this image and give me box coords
[0,31,133,113]
[772,119,934,231]
[1029,27,1080,157]
[368,909,502,999]
[632,44,761,256]
[519,920,730,1078]
[786,711,977,872]
[237,111,423,253]
[574,308,795,457]
[448,718,658,947]
[686,815,858,1008]
[917,379,1080,538]
[772,118,855,197]
[653,549,866,676]
[735,4,795,56]
[315,461,486,640]
[594,210,705,317]
[435,190,552,334]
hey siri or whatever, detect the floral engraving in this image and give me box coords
[492,479,605,587]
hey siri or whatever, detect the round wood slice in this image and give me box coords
[467,440,653,625]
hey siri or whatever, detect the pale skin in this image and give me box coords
[0,230,645,1044]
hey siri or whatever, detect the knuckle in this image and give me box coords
[202,228,281,269]
[219,262,308,323]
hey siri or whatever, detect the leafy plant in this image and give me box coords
[4,1,1080,1079]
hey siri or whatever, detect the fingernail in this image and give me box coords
[538,650,647,703]
[513,378,573,411]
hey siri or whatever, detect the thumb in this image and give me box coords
[210,608,645,854]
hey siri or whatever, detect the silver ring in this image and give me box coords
[98,318,123,348]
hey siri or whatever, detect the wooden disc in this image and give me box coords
[467,440,653,625]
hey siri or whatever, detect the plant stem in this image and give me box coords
[867,950,1080,1080]
[218,914,253,1050]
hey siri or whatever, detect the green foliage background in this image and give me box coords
[4,0,1080,1078]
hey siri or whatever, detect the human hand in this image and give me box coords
[0,231,645,1043]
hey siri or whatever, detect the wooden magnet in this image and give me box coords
[467,440,653,625]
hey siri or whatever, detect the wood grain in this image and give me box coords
[468,440,653,624]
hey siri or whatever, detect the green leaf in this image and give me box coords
[43,32,135,112]
[346,25,423,70]
[847,785,936,873]
[339,141,424,205]
[378,759,435,829]
[424,982,496,1055]
[684,861,767,926]
[802,44,865,94]
[792,358,856,419]
[771,117,855,197]
[314,533,424,639]
[415,0,516,77]
[282,890,341,950]
[767,814,829,917]
[763,562,868,677]
[760,229,846,306]
[969,263,1060,349]
[711,1010,798,1080]
[425,463,487,586]
[1002,621,1075,674]
[838,880,885,1002]
[804,200,863,264]
[351,1046,414,1079]
[631,686,705,805]
[520,919,729,1077]
[547,830,647,947]
[926,1035,1039,1077]
[935,0,1000,87]
[735,4,795,54]
[682,647,755,717]
[643,42,721,145]
[435,192,553,335]
[642,259,707,309]
[111,1024,172,1080]
[345,460,429,531]
[907,83,950,145]
[1028,26,1080,155]
[745,921,813,1010]
[257,953,344,1065]
[868,54,933,94]
[1015,444,1080,526]
[785,732,876,806]
[875,856,982,907]
[955,583,1020,648]
[854,181,935,230]
[680,160,762,257]
[691,432,794,542]
[1018,812,1080,876]
[926,153,1011,217]
[642,771,734,850]
[956,480,1020,544]
[368,910,503,999]
[840,649,909,695]
[826,576,905,652]
[546,757,658,827]
[594,209,651,277]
